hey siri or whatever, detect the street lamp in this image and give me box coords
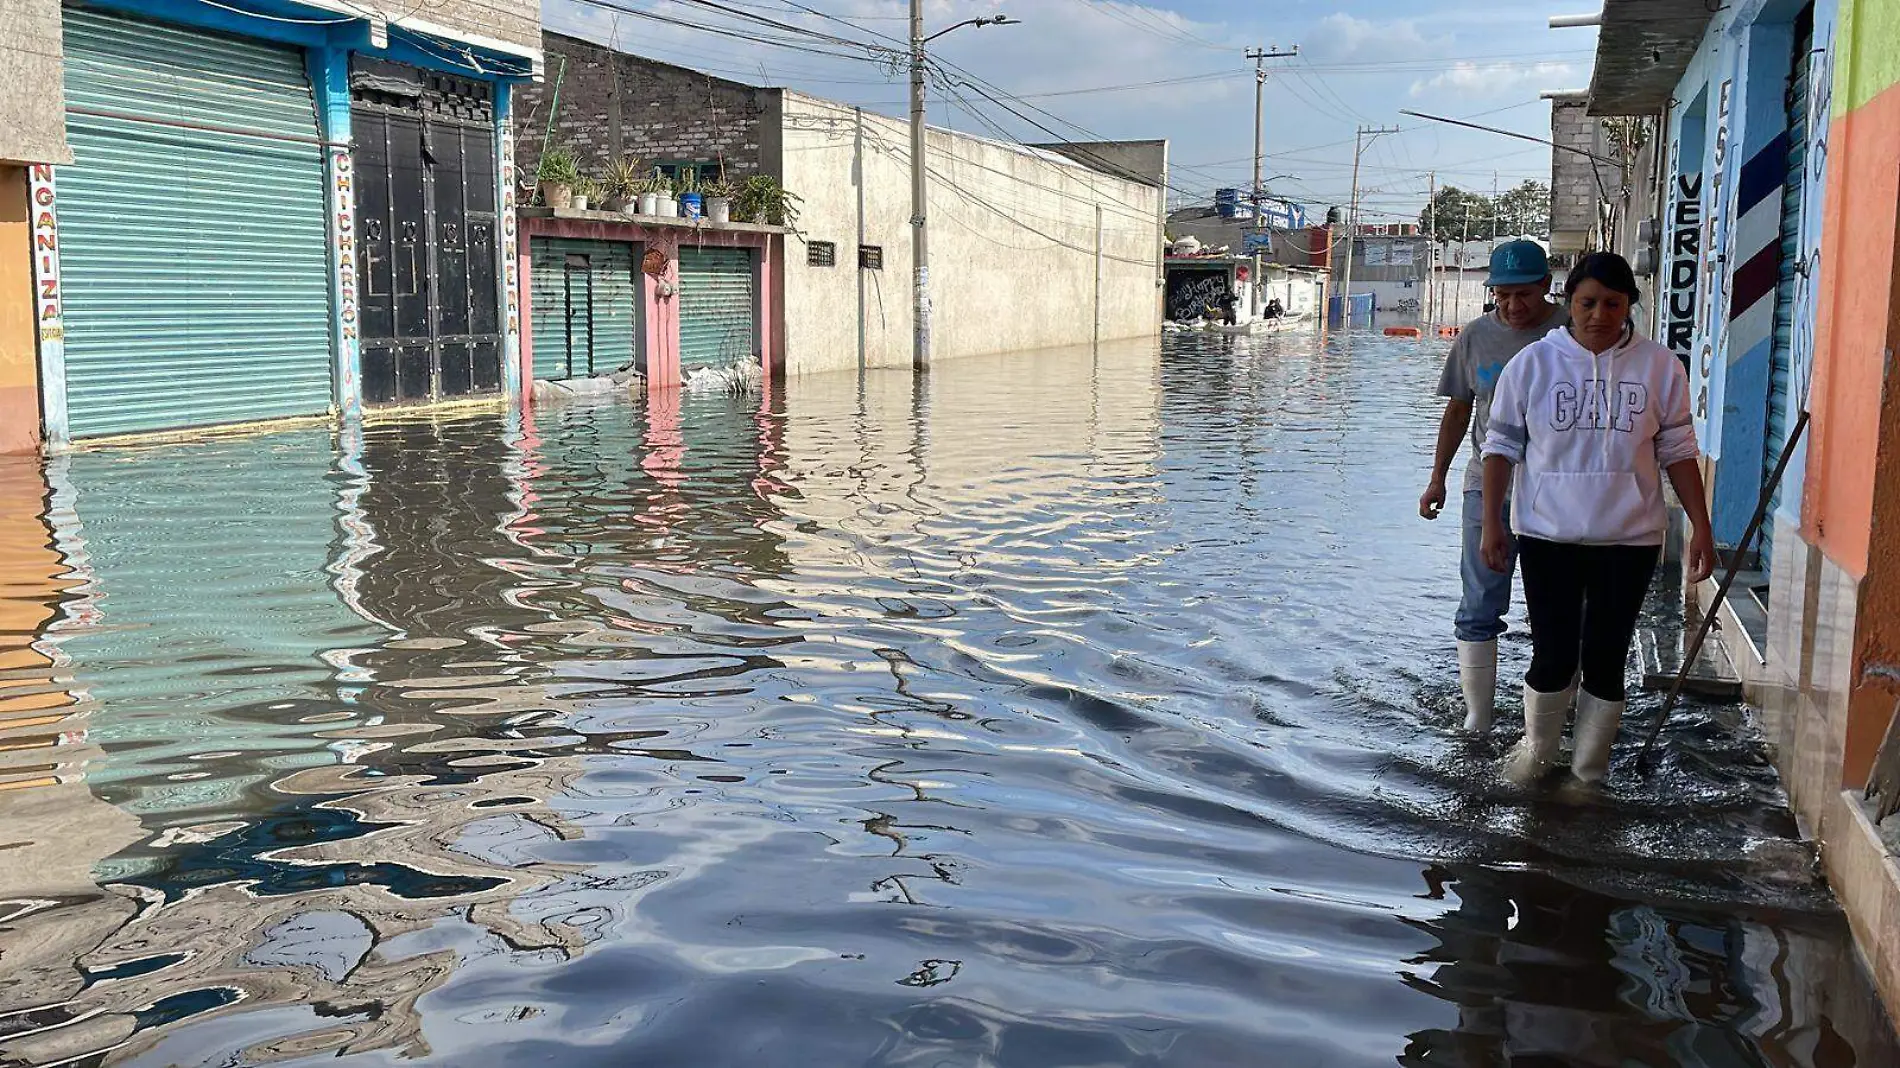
[911,7,1020,372]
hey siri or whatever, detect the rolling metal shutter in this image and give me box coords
[529,238,638,380]
[59,10,333,437]
[677,247,756,371]
[1763,4,1814,570]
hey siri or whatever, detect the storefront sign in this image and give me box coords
[499,124,520,340]
[331,148,358,343]
[1666,173,1702,357]
[28,166,62,343]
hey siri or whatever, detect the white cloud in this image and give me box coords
[1410,61,1581,98]
[1305,13,1455,63]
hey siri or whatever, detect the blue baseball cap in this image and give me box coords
[1486,239,1550,286]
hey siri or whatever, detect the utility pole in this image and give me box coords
[909,0,929,372]
[1426,170,1436,327]
[1245,45,1299,221]
[909,8,1017,372]
[1459,198,1474,321]
[1342,124,1398,328]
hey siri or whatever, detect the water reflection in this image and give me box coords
[0,335,1894,1066]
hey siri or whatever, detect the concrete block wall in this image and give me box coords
[425,0,540,54]
[1550,94,1601,238]
[0,0,68,166]
[515,32,767,187]
[776,92,1163,377]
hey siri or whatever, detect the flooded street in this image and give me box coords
[2,332,1894,1066]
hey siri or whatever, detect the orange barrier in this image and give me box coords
[1383,326,1422,338]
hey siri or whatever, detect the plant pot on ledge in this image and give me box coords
[638,191,661,216]
[541,182,573,210]
[707,196,732,225]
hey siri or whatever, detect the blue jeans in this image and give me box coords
[1456,488,1516,642]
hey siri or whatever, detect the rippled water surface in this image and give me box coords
[2,333,1895,1067]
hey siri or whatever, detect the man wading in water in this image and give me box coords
[1419,240,1567,732]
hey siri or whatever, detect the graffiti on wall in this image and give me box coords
[1166,271,1229,322]
[28,166,62,344]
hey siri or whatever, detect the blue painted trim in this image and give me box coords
[310,46,362,423]
[71,0,534,81]
[1714,334,1775,546]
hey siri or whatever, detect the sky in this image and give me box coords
[541,0,1604,224]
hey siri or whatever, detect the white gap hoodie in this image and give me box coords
[1480,325,1699,546]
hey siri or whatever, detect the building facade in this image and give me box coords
[11,0,542,450]
[511,38,1167,393]
[1587,0,1900,1021]
[0,0,70,454]
[776,92,1164,377]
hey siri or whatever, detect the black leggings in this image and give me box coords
[1516,538,1661,701]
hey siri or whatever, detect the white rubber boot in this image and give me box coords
[1570,690,1625,784]
[1502,683,1572,786]
[1457,639,1498,732]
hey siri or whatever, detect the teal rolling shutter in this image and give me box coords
[1764,5,1814,571]
[59,9,332,438]
[529,238,639,380]
[677,246,756,371]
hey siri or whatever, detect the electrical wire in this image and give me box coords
[191,0,356,24]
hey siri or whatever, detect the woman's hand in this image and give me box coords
[1685,523,1716,584]
[1481,517,1513,573]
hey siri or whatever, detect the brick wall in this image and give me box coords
[427,0,540,54]
[514,32,770,189]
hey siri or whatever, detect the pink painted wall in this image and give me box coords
[518,214,778,405]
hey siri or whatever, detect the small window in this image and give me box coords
[808,241,837,268]
[859,245,884,270]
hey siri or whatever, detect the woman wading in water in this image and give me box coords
[1479,252,1716,786]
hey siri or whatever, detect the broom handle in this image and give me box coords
[1636,408,1810,763]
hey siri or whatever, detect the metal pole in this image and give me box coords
[910,0,930,371]
[1426,170,1436,326]
[1343,129,1362,328]
[1252,51,1265,212]
[1244,48,1296,226]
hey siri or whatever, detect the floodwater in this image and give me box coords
[1,333,1894,1067]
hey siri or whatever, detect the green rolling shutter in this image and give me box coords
[677,246,756,371]
[58,9,333,438]
[529,238,639,380]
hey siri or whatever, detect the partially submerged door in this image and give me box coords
[351,59,501,405]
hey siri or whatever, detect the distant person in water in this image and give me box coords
[1479,252,1715,786]
[1419,240,1566,733]
[1264,298,1284,319]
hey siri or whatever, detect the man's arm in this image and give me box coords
[1420,398,1474,519]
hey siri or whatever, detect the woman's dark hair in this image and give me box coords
[1564,251,1642,304]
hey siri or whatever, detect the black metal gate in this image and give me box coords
[350,59,502,405]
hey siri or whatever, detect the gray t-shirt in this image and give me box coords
[1436,305,1569,492]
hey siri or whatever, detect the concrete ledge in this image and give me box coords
[1824,789,1900,1026]
[520,207,786,235]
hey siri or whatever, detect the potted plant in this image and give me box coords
[677,169,704,221]
[704,177,736,225]
[637,174,662,217]
[652,170,679,218]
[735,174,801,229]
[536,144,580,210]
[571,174,598,212]
[603,157,643,213]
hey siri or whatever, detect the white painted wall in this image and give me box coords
[776,93,1163,377]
